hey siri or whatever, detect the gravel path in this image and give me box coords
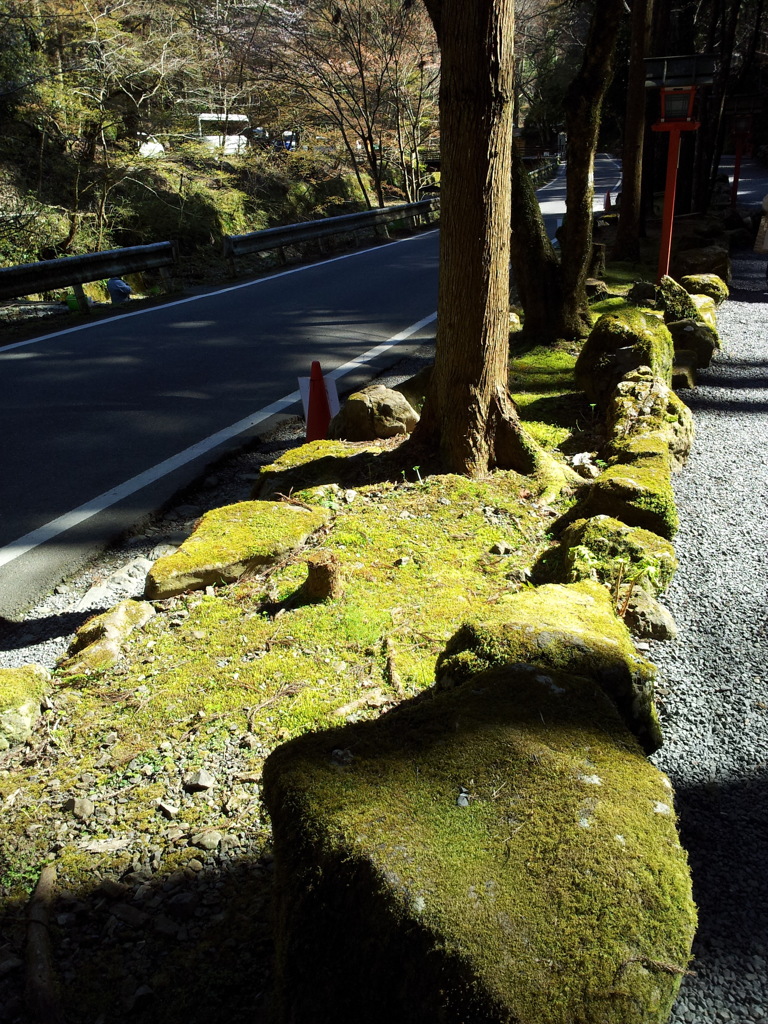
[650,249,768,1023]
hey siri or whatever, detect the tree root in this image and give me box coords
[26,863,66,1024]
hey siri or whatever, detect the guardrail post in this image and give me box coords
[72,283,90,315]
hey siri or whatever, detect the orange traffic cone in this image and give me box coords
[604,190,612,211]
[306,360,331,441]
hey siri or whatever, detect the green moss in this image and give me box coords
[434,581,661,752]
[507,345,582,453]
[575,310,674,408]
[605,370,694,471]
[689,293,718,333]
[145,501,331,598]
[0,664,49,712]
[589,296,633,318]
[680,273,729,306]
[535,516,678,598]
[252,440,389,499]
[658,276,699,324]
[580,463,679,539]
[263,664,696,1024]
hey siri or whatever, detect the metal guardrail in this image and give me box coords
[222,198,440,272]
[0,241,178,313]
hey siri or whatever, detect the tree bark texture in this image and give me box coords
[418,0,537,476]
[613,0,655,260]
[509,145,565,341]
[559,0,626,337]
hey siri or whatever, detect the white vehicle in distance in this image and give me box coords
[196,113,250,155]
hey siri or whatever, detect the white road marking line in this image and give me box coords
[0,311,436,568]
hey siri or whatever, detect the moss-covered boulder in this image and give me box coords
[658,276,699,324]
[144,501,331,599]
[263,664,696,1024]
[435,581,661,752]
[251,439,386,499]
[680,273,729,306]
[0,664,50,750]
[535,516,677,597]
[328,385,419,441]
[666,319,719,369]
[605,368,694,470]
[58,599,156,674]
[574,310,673,408]
[575,461,678,540]
[688,293,718,333]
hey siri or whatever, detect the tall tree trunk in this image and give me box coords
[416,0,537,476]
[509,146,564,341]
[613,0,655,260]
[559,0,625,337]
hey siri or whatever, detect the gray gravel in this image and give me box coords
[650,249,768,1023]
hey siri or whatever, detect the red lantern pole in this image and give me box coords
[652,119,699,282]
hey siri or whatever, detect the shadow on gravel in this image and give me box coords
[0,610,102,651]
[724,288,768,303]
[674,773,768,956]
[684,395,768,413]
[696,371,768,390]
[0,853,276,1024]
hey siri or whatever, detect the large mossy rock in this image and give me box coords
[680,273,729,306]
[688,293,718,334]
[574,310,673,408]
[575,461,678,540]
[263,664,696,1024]
[0,664,50,750]
[144,501,331,599]
[251,439,385,499]
[605,368,694,470]
[435,581,661,753]
[328,385,419,441]
[658,276,699,324]
[58,599,156,674]
[535,516,678,597]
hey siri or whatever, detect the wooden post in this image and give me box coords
[303,551,343,602]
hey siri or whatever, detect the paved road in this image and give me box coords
[0,154,621,617]
[538,152,622,239]
[0,232,439,615]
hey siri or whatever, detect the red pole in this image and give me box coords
[657,126,682,282]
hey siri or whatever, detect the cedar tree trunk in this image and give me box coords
[509,145,564,340]
[613,0,655,260]
[417,0,537,476]
[558,0,626,338]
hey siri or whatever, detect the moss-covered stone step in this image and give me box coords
[263,664,696,1024]
[435,581,661,753]
[144,501,331,599]
[0,663,50,750]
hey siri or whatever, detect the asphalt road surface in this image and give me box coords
[0,155,622,617]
